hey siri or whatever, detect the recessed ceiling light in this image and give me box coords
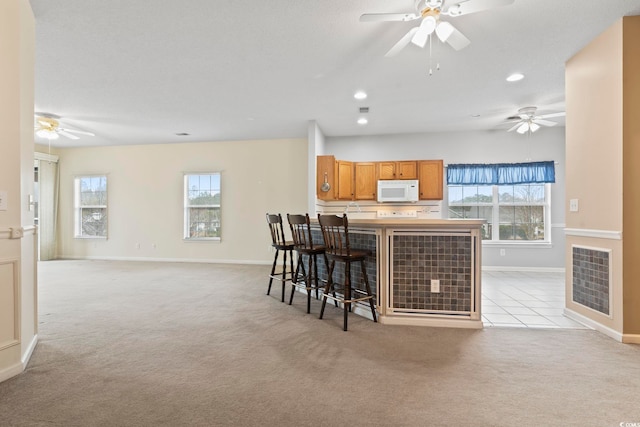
[357,117,368,125]
[354,91,367,100]
[506,73,524,82]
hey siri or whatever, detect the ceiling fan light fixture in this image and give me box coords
[411,15,437,47]
[516,122,529,134]
[435,21,454,42]
[36,129,59,139]
[529,122,540,132]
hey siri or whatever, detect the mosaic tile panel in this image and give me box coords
[306,228,378,303]
[572,246,610,315]
[391,234,472,313]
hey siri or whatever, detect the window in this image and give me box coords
[74,175,108,238]
[184,173,221,240]
[448,183,549,242]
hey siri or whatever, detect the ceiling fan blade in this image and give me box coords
[507,122,522,132]
[435,22,470,50]
[58,130,80,140]
[532,119,557,127]
[385,27,419,57]
[444,0,514,16]
[360,13,420,22]
[59,127,95,136]
[537,112,566,119]
[411,16,436,48]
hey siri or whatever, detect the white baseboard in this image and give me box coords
[380,315,483,329]
[0,362,23,384]
[22,334,38,368]
[57,255,272,266]
[563,308,624,341]
[482,266,565,273]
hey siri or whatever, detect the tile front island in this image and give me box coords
[311,218,485,328]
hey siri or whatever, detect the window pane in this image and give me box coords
[188,207,220,238]
[448,186,463,204]
[79,176,107,206]
[81,208,107,236]
[185,173,221,239]
[498,185,514,203]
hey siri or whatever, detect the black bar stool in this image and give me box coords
[317,214,377,331]
[287,213,328,313]
[266,213,295,302]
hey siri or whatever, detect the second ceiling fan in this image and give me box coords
[360,0,515,57]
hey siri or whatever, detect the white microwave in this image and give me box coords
[377,180,419,203]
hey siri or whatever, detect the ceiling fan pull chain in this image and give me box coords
[428,34,433,75]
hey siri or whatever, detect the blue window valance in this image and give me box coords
[446,161,555,185]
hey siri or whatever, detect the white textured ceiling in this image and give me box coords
[29,0,640,147]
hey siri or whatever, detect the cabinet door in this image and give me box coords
[397,161,417,179]
[377,162,396,180]
[336,160,354,200]
[355,162,377,200]
[316,155,335,200]
[418,160,444,200]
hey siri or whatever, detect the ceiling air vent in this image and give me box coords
[359,107,369,114]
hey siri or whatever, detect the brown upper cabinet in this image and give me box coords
[316,155,336,200]
[354,162,377,200]
[335,160,354,200]
[378,161,417,180]
[417,160,444,200]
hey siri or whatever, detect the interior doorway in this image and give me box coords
[34,152,59,261]
[481,270,585,329]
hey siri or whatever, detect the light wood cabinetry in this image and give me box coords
[417,160,444,200]
[316,157,444,201]
[336,160,354,200]
[316,155,335,200]
[378,161,417,180]
[354,162,377,200]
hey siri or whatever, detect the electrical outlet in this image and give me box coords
[430,279,440,293]
[569,199,579,212]
[500,249,506,256]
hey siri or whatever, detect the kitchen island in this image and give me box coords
[311,217,485,328]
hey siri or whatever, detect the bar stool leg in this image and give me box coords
[289,255,304,306]
[344,262,352,331]
[267,249,279,296]
[361,260,377,323]
[306,254,313,314]
[319,260,335,320]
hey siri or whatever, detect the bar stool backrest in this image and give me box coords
[317,214,350,257]
[266,213,287,246]
[287,213,315,249]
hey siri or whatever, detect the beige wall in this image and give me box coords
[54,139,308,263]
[0,0,37,383]
[565,16,640,340]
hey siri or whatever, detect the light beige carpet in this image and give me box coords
[0,260,639,426]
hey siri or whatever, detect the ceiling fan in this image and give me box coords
[360,0,515,57]
[34,113,95,140]
[505,106,566,134]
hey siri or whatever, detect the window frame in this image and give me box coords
[74,174,108,239]
[448,183,551,244]
[183,172,221,241]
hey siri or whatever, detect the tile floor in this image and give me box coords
[482,270,588,329]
